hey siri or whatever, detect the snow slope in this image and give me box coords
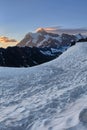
[0,42,87,130]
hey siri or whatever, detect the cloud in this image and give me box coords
[0,36,18,48]
[39,27,87,35]
[0,36,17,43]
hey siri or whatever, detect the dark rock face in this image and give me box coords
[61,33,76,46]
[0,46,62,67]
[71,41,76,46]
[78,38,87,42]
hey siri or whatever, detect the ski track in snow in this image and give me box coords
[0,42,87,130]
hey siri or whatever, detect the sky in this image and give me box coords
[0,0,87,47]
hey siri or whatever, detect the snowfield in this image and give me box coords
[0,42,87,130]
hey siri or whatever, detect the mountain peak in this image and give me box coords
[36,28,47,34]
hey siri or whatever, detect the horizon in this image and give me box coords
[0,27,87,48]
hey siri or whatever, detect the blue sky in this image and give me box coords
[0,0,87,40]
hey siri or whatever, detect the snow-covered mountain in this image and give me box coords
[0,42,87,130]
[17,28,87,48]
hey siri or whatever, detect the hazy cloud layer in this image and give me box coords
[0,36,18,48]
[43,27,87,35]
[0,36,17,43]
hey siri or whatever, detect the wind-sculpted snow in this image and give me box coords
[0,42,87,130]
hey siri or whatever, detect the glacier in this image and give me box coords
[0,42,87,130]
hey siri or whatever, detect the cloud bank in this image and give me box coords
[37,27,87,35]
[0,36,18,48]
[0,36,17,43]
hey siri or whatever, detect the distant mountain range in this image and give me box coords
[17,28,87,48]
[0,29,87,67]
